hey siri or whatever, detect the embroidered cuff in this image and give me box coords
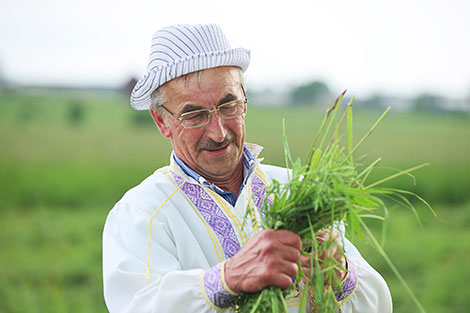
[202,262,238,309]
[335,258,358,304]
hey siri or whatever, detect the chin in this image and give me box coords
[203,162,237,178]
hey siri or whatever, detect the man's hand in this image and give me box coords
[224,229,302,293]
[299,228,347,283]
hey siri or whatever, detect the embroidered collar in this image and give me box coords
[172,144,256,205]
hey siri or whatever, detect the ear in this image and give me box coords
[150,109,171,138]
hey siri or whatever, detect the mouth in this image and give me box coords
[203,143,230,155]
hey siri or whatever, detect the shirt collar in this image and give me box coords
[172,144,256,193]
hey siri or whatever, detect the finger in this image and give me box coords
[286,261,299,277]
[273,259,299,277]
[316,228,338,242]
[258,237,300,262]
[258,259,298,288]
[318,246,339,263]
[300,255,312,266]
[267,272,295,289]
[274,229,302,250]
[299,255,312,276]
[301,265,311,279]
[278,246,301,263]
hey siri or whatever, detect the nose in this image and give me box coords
[205,110,227,142]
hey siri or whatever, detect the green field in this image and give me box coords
[0,89,469,313]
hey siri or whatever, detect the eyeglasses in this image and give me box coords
[161,98,247,129]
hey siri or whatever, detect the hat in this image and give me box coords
[130,24,251,110]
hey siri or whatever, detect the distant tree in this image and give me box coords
[290,80,330,105]
[0,62,6,88]
[68,100,85,126]
[413,93,444,112]
[358,93,388,110]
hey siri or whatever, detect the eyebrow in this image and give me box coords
[180,104,203,114]
[218,93,237,105]
[180,93,239,114]
[180,93,238,115]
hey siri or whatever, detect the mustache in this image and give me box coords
[199,135,235,151]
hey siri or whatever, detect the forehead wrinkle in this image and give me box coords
[164,67,243,111]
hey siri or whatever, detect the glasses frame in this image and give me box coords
[160,86,248,129]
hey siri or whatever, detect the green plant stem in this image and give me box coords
[359,218,427,313]
[347,107,391,159]
[365,163,429,189]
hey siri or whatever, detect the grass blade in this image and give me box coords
[365,163,429,189]
[347,107,391,159]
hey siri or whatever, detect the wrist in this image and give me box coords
[334,257,358,304]
[223,258,241,294]
[337,255,348,281]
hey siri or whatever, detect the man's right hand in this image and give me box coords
[223,229,302,293]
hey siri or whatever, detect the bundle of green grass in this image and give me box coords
[235,92,435,313]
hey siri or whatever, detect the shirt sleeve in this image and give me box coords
[202,261,239,309]
[102,201,234,313]
[337,238,393,313]
[334,256,358,304]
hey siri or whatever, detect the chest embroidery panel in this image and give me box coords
[170,171,269,261]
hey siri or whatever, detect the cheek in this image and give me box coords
[234,120,246,141]
[178,129,204,152]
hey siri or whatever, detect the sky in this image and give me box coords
[0,0,469,99]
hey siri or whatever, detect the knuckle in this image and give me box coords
[261,229,275,238]
[264,257,278,269]
[260,267,273,283]
[261,240,277,255]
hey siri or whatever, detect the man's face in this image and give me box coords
[154,66,246,183]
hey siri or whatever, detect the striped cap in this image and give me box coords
[130,24,251,110]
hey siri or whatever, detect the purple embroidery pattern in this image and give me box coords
[335,259,358,303]
[250,174,271,217]
[203,263,236,308]
[171,172,241,259]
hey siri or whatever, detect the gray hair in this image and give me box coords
[150,87,167,120]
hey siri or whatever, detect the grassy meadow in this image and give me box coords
[0,88,469,313]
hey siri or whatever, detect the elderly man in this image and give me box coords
[102,24,392,313]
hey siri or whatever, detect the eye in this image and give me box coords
[219,101,238,113]
[182,110,207,121]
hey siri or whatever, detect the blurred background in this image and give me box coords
[0,0,469,312]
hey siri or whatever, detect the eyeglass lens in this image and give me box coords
[181,100,246,128]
